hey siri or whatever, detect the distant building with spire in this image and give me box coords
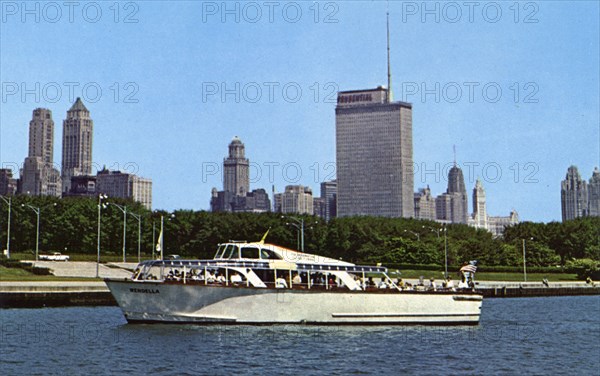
[466,179,518,236]
[471,179,487,229]
[211,137,270,213]
[61,98,93,193]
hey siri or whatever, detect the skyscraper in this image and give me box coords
[561,166,588,221]
[223,136,249,196]
[211,137,270,213]
[435,164,468,224]
[320,180,337,221]
[588,167,600,217]
[20,108,61,196]
[334,11,414,218]
[61,97,93,193]
[335,87,414,218]
[471,178,487,229]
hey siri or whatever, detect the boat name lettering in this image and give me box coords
[130,288,160,294]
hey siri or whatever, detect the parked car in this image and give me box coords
[39,252,70,261]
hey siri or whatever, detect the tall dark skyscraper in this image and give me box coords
[334,13,413,218]
[20,108,61,196]
[223,136,249,196]
[436,164,468,224]
[61,98,93,193]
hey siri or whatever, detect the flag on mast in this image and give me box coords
[156,229,163,254]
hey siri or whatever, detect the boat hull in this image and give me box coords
[106,279,482,325]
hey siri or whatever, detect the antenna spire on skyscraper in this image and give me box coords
[453,145,457,166]
[386,1,393,103]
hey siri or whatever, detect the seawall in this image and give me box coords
[1,281,599,308]
[0,282,116,308]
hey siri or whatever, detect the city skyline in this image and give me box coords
[1,2,598,222]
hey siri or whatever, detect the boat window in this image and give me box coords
[214,245,225,259]
[228,246,240,259]
[260,249,282,260]
[240,246,260,259]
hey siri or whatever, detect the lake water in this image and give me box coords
[1,296,599,375]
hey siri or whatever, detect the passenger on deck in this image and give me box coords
[446,277,455,291]
[429,277,437,291]
[292,273,302,285]
[458,276,469,289]
[378,278,388,289]
[367,277,376,288]
[397,278,405,290]
[206,270,216,283]
[275,276,288,288]
[230,272,243,285]
[216,272,226,284]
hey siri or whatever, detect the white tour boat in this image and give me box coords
[105,240,483,325]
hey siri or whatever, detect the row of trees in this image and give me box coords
[0,196,598,267]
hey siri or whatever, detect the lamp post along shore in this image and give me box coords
[284,216,306,252]
[109,203,128,263]
[0,196,11,258]
[129,212,142,263]
[22,204,40,262]
[96,194,108,278]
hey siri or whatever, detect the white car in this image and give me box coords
[39,252,70,261]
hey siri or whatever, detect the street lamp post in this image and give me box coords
[129,212,142,263]
[22,204,40,261]
[109,203,128,263]
[522,237,533,282]
[422,225,441,239]
[0,196,11,258]
[443,226,448,279]
[96,194,108,278]
[283,216,305,252]
[403,230,420,241]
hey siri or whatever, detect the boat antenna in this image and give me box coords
[386,0,393,103]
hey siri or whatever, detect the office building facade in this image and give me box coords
[335,87,413,218]
[274,185,314,215]
[96,168,152,209]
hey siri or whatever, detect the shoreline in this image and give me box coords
[1,280,598,309]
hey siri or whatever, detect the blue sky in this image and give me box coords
[1,1,598,222]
